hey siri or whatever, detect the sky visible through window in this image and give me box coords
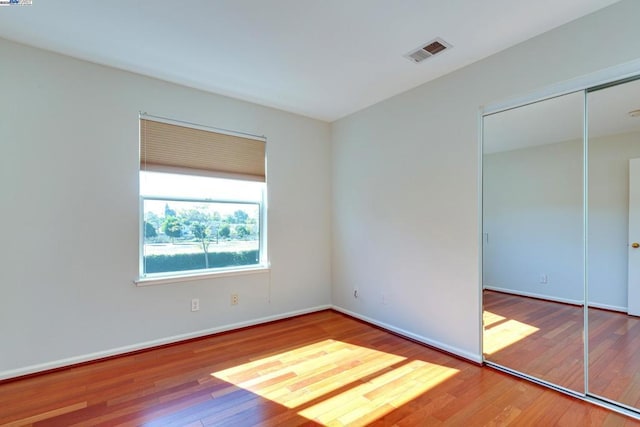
[140,171,263,216]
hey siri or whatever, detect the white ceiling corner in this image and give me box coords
[0,0,622,122]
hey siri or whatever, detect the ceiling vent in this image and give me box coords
[404,38,451,63]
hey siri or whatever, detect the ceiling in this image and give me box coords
[0,0,622,122]
[484,78,640,154]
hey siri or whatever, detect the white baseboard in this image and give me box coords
[331,305,483,364]
[586,302,627,313]
[485,286,628,313]
[0,304,332,381]
[484,286,583,306]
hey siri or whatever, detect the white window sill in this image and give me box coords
[135,265,270,287]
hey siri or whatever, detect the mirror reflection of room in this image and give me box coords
[482,91,585,393]
[587,77,640,408]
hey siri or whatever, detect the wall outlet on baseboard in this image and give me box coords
[191,298,200,312]
[231,294,239,305]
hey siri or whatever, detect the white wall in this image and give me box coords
[483,139,583,304]
[0,38,331,378]
[331,0,640,361]
[483,131,640,311]
[589,131,640,310]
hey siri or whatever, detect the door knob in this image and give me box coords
[632,243,640,248]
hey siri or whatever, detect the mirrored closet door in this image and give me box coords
[482,74,640,415]
[587,77,640,409]
[482,91,586,394]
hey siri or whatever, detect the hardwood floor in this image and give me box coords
[483,290,585,392]
[588,307,640,407]
[484,290,640,411]
[1,310,639,426]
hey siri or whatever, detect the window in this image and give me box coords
[138,115,267,283]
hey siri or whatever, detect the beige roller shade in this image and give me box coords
[140,117,266,182]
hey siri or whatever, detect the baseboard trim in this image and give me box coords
[0,304,332,382]
[587,302,627,313]
[484,286,583,306]
[484,286,628,313]
[331,305,482,364]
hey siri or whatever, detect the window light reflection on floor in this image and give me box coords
[483,310,540,355]
[483,310,506,328]
[298,359,458,425]
[211,339,460,425]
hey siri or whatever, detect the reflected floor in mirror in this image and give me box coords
[485,290,640,408]
[483,290,585,392]
[589,307,640,407]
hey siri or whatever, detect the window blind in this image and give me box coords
[140,117,266,182]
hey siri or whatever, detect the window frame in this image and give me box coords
[135,114,269,286]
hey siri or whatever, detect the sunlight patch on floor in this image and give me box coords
[211,339,406,408]
[483,309,506,328]
[297,359,459,425]
[483,312,540,355]
[211,338,459,425]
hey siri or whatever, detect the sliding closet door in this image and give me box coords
[482,91,585,393]
[587,77,640,409]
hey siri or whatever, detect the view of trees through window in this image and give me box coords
[143,199,260,275]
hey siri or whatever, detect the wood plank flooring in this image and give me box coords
[1,310,639,426]
[483,290,585,392]
[484,290,640,411]
[588,307,640,408]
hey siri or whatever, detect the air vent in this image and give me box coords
[404,38,451,63]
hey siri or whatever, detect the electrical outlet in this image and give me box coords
[191,298,200,312]
[539,274,549,284]
[231,294,239,305]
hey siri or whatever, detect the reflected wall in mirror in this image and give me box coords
[587,77,640,408]
[483,91,585,393]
